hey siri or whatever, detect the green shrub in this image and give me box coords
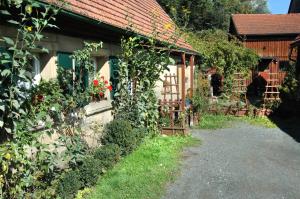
[93,144,121,170]
[57,170,83,199]
[78,156,102,187]
[132,127,148,145]
[101,120,136,156]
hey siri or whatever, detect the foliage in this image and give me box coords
[157,0,269,31]
[187,29,259,93]
[0,1,67,198]
[77,156,102,187]
[29,80,66,127]
[57,170,83,199]
[132,127,148,146]
[58,134,89,168]
[192,71,210,114]
[75,188,92,199]
[280,63,299,101]
[101,120,136,156]
[0,0,62,136]
[87,136,199,199]
[93,144,121,170]
[113,37,172,134]
[58,42,102,109]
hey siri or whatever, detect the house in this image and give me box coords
[229,13,300,97]
[289,0,300,13]
[289,0,300,94]
[0,0,196,126]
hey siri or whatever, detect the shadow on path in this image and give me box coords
[269,115,300,143]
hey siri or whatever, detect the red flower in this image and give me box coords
[99,92,104,97]
[107,85,113,91]
[104,80,108,84]
[37,94,44,102]
[93,80,99,86]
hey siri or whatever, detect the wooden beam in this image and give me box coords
[181,53,186,111]
[190,55,195,97]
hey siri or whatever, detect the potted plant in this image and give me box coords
[90,76,113,102]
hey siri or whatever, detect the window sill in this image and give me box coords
[84,100,113,116]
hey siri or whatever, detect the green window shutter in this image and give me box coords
[57,52,72,69]
[109,56,119,99]
[83,68,89,89]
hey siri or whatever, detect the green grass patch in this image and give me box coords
[87,136,199,199]
[239,116,277,128]
[198,114,277,129]
[198,114,236,129]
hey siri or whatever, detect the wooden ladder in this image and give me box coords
[264,72,280,104]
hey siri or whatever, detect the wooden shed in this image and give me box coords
[230,14,300,95]
[289,0,300,13]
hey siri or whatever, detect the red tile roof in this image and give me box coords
[47,0,194,52]
[231,14,300,36]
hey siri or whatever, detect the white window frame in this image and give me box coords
[32,55,41,85]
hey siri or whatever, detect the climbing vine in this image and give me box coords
[114,36,173,134]
[187,29,259,94]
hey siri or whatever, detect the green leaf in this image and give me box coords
[41,47,49,53]
[0,120,3,128]
[4,127,11,134]
[1,69,11,77]
[2,37,14,46]
[7,20,19,25]
[0,10,11,15]
[12,100,20,109]
[0,104,4,112]
[0,60,11,65]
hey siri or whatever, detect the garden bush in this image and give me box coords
[101,119,136,156]
[78,156,102,187]
[132,127,148,145]
[57,170,83,199]
[93,144,121,170]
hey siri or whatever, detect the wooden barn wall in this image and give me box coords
[244,40,297,60]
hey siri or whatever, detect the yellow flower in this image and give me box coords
[4,153,11,160]
[164,23,172,30]
[25,5,32,15]
[26,26,33,32]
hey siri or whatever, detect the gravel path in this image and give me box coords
[163,123,300,199]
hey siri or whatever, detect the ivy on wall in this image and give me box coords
[114,36,174,134]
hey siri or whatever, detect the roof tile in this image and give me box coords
[47,0,193,51]
[232,14,300,36]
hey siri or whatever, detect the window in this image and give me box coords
[32,55,41,85]
[279,61,291,71]
[57,52,89,89]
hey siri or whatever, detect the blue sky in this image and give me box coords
[268,0,291,14]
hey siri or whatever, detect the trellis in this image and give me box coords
[263,61,281,105]
[159,73,186,135]
[226,72,251,116]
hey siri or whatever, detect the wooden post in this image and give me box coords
[181,53,186,111]
[190,55,195,97]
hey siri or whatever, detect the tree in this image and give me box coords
[157,0,269,31]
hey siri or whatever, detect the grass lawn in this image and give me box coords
[87,135,199,199]
[198,114,277,129]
